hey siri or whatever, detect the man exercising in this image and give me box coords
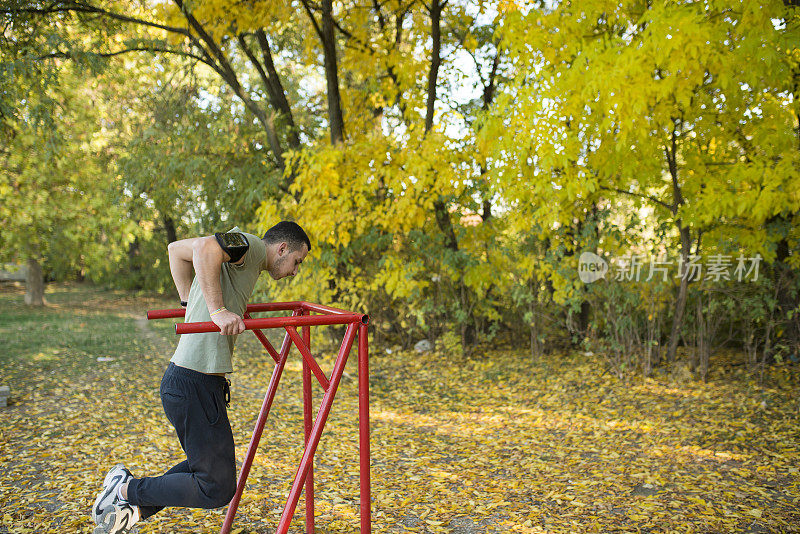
[92,221,311,534]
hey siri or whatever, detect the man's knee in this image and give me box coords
[199,468,236,509]
[214,477,237,508]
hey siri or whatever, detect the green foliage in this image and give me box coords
[2,0,799,370]
[0,64,133,282]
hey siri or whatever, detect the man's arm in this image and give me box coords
[167,238,197,303]
[167,236,245,336]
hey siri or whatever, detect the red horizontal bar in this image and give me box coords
[147,308,186,320]
[149,302,368,321]
[244,302,306,313]
[176,314,364,334]
[148,304,299,320]
[299,302,354,316]
[247,301,364,319]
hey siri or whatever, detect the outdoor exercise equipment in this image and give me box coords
[147,302,371,534]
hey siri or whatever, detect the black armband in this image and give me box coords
[215,232,249,263]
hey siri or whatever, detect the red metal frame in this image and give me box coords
[147,302,371,534]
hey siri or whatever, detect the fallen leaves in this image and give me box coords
[1,287,799,533]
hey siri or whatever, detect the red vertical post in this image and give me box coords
[302,315,315,533]
[358,322,371,533]
[275,323,358,534]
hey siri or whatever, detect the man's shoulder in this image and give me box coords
[241,232,267,270]
[241,232,263,243]
[226,228,264,253]
[242,233,266,254]
[223,227,266,271]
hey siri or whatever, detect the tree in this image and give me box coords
[0,67,132,303]
[2,0,303,177]
[487,0,800,362]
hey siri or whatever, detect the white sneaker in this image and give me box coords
[93,500,140,534]
[92,464,133,524]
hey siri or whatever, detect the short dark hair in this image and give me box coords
[263,221,311,252]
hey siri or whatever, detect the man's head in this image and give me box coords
[262,221,311,280]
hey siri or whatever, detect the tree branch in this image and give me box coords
[372,0,387,30]
[298,0,324,41]
[3,2,191,37]
[36,45,210,67]
[599,185,673,212]
[236,33,272,93]
[330,16,376,55]
[172,0,286,170]
[424,0,443,133]
[173,0,237,83]
[665,118,683,213]
[255,30,300,148]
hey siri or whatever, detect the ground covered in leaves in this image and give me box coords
[1,284,799,533]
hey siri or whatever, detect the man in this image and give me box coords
[92,221,311,534]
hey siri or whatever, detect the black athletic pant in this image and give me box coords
[126,363,237,519]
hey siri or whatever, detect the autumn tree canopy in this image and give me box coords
[1,0,798,375]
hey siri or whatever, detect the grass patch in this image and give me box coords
[0,282,175,399]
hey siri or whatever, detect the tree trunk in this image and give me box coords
[127,235,143,290]
[578,300,591,339]
[664,120,690,364]
[423,0,474,351]
[321,0,344,144]
[425,0,443,133]
[24,257,45,306]
[775,227,800,349]
[563,217,592,344]
[163,214,178,245]
[433,199,458,251]
[666,224,692,362]
[529,275,542,359]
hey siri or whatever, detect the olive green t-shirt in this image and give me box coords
[170,229,267,374]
